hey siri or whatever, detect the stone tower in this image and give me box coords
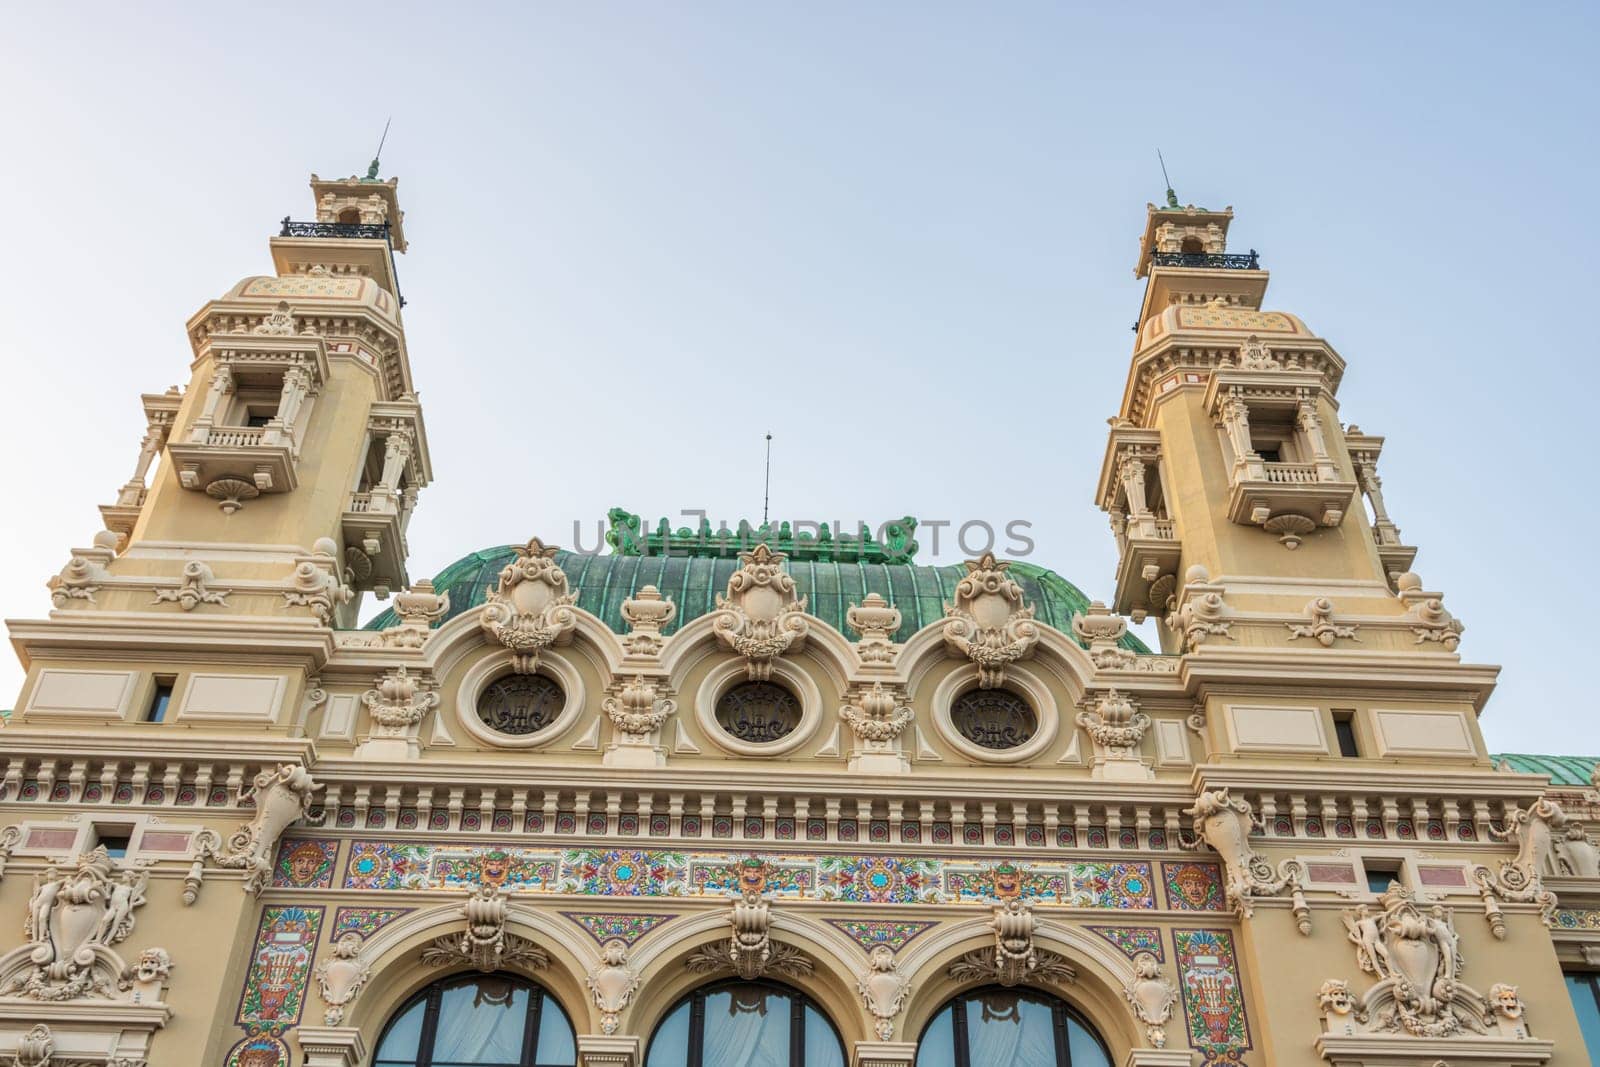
[1096,198,1458,659]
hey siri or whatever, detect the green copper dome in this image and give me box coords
[365,547,1151,654]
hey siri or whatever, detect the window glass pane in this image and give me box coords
[1067,1017,1113,1067]
[701,986,790,1067]
[1567,974,1600,1061]
[964,992,1059,1066]
[645,1001,691,1067]
[803,1004,845,1067]
[534,992,577,1065]
[431,978,529,1064]
[374,997,426,1063]
[913,1005,955,1067]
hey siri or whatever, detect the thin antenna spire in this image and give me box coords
[366,117,392,181]
[1157,149,1179,208]
[762,433,773,526]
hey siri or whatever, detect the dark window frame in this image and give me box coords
[917,986,1112,1067]
[373,973,573,1067]
[644,979,844,1067]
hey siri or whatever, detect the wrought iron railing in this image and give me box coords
[1150,250,1260,270]
[277,218,408,307]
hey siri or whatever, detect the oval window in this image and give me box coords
[477,673,565,736]
[950,688,1036,750]
[715,681,802,745]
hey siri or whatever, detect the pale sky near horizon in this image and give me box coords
[1,4,1595,754]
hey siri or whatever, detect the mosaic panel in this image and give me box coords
[560,911,678,946]
[1554,908,1600,930]
[271,838,338,889]
[1087,925,1165,961]
[1175,929,1251,1063]
[331,907,412,942]
[224,1032,291,1067]
[826,919,938,952]
[236,905,323,1032]
[337,844,1157,907]
[1162,861,1227,911]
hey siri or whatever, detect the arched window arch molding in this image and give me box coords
[897,620,1099,699]
[892,917,1143,1056]
[621,909,872,1050]
[332,900,599,1039]
[655,610,857,698]
[423,605,623,686]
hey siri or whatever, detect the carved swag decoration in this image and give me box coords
[479,537,579,674]
[1182,787,1311,934]
[0,847,153,1001]
[361,665,440,735]
[712,544,810,681]
[942,554,1040,689]
[201,762,323,896]
[1322,886,1530,1039]
[947,900,1074,988]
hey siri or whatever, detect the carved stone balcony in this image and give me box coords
[1226,455,1357,534]
[1111,516,1182,620]
[342,489,412,595]
[168,422,298,497]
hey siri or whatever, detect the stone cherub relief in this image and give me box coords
[941,553,1039,689]
[947,899,1074,989]
[201,762,323,896]
[0,846,163,1003]
[711,543,810,681]
[479,537,579,674]
[1322,885,1531,1041]
[1181,787,1311,934]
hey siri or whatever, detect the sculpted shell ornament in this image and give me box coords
[712,543,809,681]
[479,537,579,674]
[942,553,1039,689]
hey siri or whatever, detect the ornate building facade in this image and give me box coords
[0,172,1596,1067]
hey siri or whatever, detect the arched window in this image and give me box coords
[645,980,845,1067]
[374,973,576,1067]
[916,987,1112,1067]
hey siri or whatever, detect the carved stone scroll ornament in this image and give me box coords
[1325,886,1514,1039]
[478,537,579,674]
[1285,596,1359,646]
[947,900,1075,988]
[1121,951,1177,1049]
[205,763,323,895]
[12,1024,52,1067]
[712,544,810,681]
[0,825,21,883]
[1071,601,1136,669]
[1164,565,1231,651]
[1473,799,1564,935]
[421,885,549,973]
[283,554,353,625]
[586,939,640,1036]
[846,592,902,666]
[942,553,1040,689]
[0,847,148,1001]
[602,675,676,739]
[1182,788,1311,934]
[46,532,119,607]
[685,874,812,980]
[315,933,372,1025]
[1396,573,1466,651]
[619,585,676,657]
[151,560,231,611]
[361,666,440,736]
[858,945,912,1041]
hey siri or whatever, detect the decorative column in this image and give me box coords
[189,363,234,441]
[852,1041,917,1066]
[1123,1052,1194,1066]
[115,422,170,506]
[369,430,412,512]
[269,364,313,448]
[1354,456,1401,545]
[1297,396,1339,482]
[577,1033,640,1066]
[1216,393,1258,476]
[296,1027,367,1067]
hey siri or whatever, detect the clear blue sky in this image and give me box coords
[1,4,1595,752]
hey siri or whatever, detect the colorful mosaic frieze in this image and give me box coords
[1087,925,1164,961]
[560,911,678,946]
[224,1031,291,1067]
[236,906,323,1032]
[339,843,1156,907]
[331,907,412,942]
[826,919,937,952]
[1174,929,1251,1063]
[1554,908,1600,930]
[1162,862,1227,912]
[271,838,338,889]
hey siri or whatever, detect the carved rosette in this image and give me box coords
[942,553,1039,689]
[712,544,809,681]
[206,763,323,895]
[858,945,912,1042]
[0,847,150,1001]
[361,665,440,735]
[620,585,676,657]
[602,676,676,740]
[587,940,641,1036]
[1182,787,1310,933]
[846,592,902,666]
[1122,952,1177,1049]
[946,900,1074,988]
[1072,601,1135,669]
[479,537,579,674]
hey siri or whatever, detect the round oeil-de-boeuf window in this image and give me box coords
[477,673,566,736]
[714,681,802,745]
[950,687,1037,750]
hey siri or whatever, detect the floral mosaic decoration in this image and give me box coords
[236,906,323,1033]
[331,907,412,942]
[1174,928,1251,1063]
[1086,925,1165,961]
[825,919,936,952]
[559,912,678,946]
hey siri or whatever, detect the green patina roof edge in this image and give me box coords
[1492,753,1599,786]
[363,546,1153,655]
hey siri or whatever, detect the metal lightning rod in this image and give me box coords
[367,117,392,180]
[762,433,773,526]
[1157,149,1179,208]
